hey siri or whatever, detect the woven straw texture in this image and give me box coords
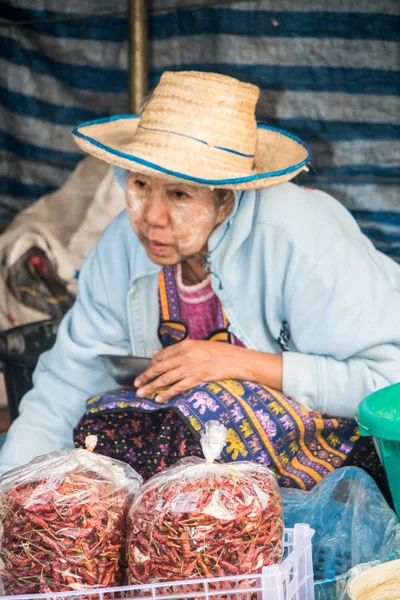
[73,71,310,190]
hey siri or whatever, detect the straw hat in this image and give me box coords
[348,559,400,600]
[73,71,311,190]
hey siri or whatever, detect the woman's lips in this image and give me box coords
[145,238,172,255]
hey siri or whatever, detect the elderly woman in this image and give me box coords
[0,72,399,489]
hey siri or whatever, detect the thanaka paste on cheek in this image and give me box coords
[170,199,217,256]
[126,187,147,232]
[125,174,220,262]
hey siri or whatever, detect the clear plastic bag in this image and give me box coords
[0,436,142,594]
[282,466,400,600]
[127,421,284,584]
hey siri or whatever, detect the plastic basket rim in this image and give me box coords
[0,350,38,365]
[0,524,314,600]
[0,317,59,336]
[0,318,60,364]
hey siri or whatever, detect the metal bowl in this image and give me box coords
[101,355,151,387]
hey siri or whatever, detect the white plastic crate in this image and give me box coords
[1,524,314,600]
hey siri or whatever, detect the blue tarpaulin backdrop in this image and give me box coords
[0,0,399,259]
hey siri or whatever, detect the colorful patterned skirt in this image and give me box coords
[74,380,362,489]
[74,266,386,490]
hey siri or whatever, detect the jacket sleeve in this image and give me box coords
[281,238,400,418]
[0,219,132,474]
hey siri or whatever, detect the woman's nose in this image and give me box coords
[144,192,169,227]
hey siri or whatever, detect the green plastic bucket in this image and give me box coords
[356,383,400,518]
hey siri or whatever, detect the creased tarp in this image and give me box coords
[0,0,399,259]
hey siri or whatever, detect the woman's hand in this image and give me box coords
[135,340,240,402]
[135,340,283,403]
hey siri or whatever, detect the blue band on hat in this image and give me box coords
[138,125,255,159]
[73,115,312,186]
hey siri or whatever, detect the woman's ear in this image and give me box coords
[216,189,235,224]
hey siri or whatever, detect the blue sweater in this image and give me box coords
[1,182,399,474]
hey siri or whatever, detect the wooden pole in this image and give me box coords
[128,0,148,114]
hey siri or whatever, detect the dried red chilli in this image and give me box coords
[127,422,284,588]
[0,442,142,595]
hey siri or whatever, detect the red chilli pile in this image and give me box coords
[127,421,284,584]
[0,438,142,594]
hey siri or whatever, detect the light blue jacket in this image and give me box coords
[1,182,399,474]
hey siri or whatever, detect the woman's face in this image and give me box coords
[125,172,232,264]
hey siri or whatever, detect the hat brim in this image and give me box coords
[73,115,311,190]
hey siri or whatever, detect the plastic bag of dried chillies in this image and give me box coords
[127,421,284,584]
[0,435,142,595]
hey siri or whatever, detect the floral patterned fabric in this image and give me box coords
[74,381,360,488]
[73,265,362,488]
[74,409,201,481]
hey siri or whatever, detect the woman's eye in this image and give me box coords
[134,179,147,189]
[172,190,189,200]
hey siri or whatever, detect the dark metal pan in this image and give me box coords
[101,355,151,387]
